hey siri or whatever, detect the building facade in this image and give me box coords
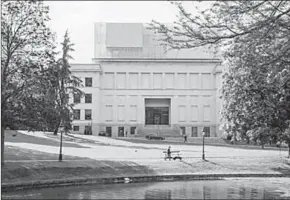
[71,22,223,137]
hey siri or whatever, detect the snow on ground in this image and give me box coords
[8,130,288,161]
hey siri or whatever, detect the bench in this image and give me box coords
[163,150,182,161]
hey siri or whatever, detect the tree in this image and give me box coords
[150,1,290,155]
[49,31,83,135]
[1,0,55,164]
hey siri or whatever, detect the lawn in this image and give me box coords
[2,130,290,187]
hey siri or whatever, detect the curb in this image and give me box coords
[2,173,290,192]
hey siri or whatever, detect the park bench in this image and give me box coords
[163,150,182,161]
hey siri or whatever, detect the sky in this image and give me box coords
[45,1,208,63]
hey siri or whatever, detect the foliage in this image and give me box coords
[1,1,83,165]
[150,1,290,153]
[1,0,55,129]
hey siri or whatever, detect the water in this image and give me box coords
[2,178,290,199]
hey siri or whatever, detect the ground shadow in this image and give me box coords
[180,159,222,168]
[203,159,220,166]
[5,130,87,148]
[271,162,290,175]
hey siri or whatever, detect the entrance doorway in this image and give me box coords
[106,127,112,137]
[145,98,170,125]
[118,127,124,137]
[145,107,169,125]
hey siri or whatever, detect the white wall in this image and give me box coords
[98,60,221,131]
[70,64,101,134]
[70,60,223,137]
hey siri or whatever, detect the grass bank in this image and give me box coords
[2,145,290,192]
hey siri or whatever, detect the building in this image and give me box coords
[71,22,223,138]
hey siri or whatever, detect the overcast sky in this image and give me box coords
[45,1,209,63]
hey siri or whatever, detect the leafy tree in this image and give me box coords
[1,0,55,164]
[150,1,290,156]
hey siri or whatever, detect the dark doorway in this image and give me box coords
[180,127,186,135]
[84,126,92,135]
[106,127,112,137]
[203,127,210,137]
[118,127,124,137]
[145,107,169,125]
[130,127,136,135]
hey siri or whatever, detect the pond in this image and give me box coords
[2,178,290,199]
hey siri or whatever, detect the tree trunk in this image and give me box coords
[288,143,290,159]
[53,120,61,135]
[1,124,5,165]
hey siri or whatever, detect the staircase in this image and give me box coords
[137,125,181,137]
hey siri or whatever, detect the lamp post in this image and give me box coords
[58,122,64,162]
[202,130,205,160]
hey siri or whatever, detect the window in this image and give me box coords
[84,126,92,135]
[85,77,92,87]
[106,127,112,137]
[203,127,210,137]
[130,127,136,135]
[85,94,92,103]
[118,127,124,137]
[74,93,81,104]
[85,109,92,120]
[73,109,80,120]
[73,126,79,131]
[180,127,186,135]
[191,127,198,137]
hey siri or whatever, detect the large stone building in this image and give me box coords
[71,22,223,138]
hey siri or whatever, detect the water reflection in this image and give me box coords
[144,189,171,199]
[2,178,290,199]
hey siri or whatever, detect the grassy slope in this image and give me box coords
[2,146,156,184]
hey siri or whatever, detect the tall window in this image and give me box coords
[73,109,80,120]
[85,94,92,103]
[85,77,92,87]
[180,127,186,135]
[73,93,81,104]
[130,127,136,135]
[191,127,198,137]
[118,127,124,137]
[106,127,112,137]
[84,126,92,135]
[203,127,210,137]
[73,126,79,131]
[85,109,92,120]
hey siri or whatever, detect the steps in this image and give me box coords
[137,125,181,137]
[166,137,227,145]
